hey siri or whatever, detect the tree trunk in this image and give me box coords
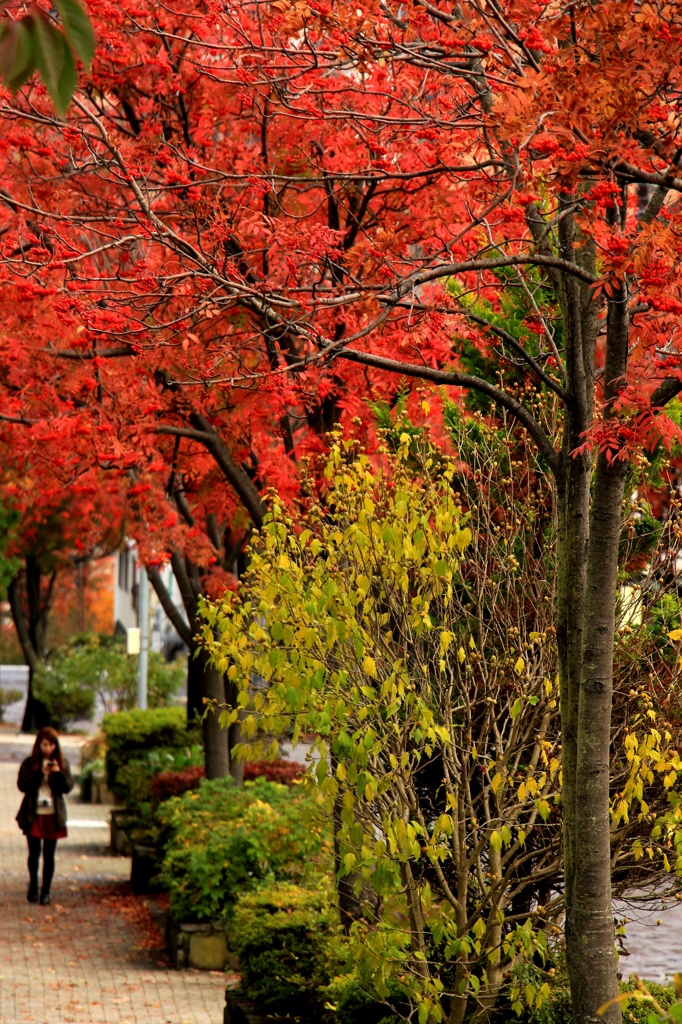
[7,564,52,732]
[187,644,206,725]
[565,454,627,1024]
[332,771,380,932]
[198,649,230,779]
[556,449,591,926]
[224,678,244,787]
[565,278,630,1024]
[147,563,229,776]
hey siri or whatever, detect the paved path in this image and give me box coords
[0,729,226,1024]
[618,899,682,983]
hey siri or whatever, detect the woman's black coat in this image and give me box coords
[16,756,74,835]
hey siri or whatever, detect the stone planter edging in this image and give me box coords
[167,917,229,970]
[110,809,134,856]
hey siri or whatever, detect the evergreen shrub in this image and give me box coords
[231,879,342,1016]
[102,705,192,789]
[158,776,325,923]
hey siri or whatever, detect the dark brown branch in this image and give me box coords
[146,565,193,647]
[390,255,598,297]
[614,160,682,194]
[7,575,39,671]
[189,414,267,528]
[173,485,196,527]
[52,346,134,359]
[335,347,560,474]
[651,378,682,408]
[0,412,37,425]
[170,550,199,625]
[155,423,264,526]
[206,513,223,556]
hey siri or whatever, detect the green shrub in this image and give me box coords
[33,662,96,729]
[326,978,404,1024]
[33,635,184,731]
[147,651,185,707]
[102,705,192,788]
[114,745,204,812]
[232,879,344,1017]
[158,776,327,923]
[0,686,23,721]
[504,956,677,1024]
[620,978,677,1024]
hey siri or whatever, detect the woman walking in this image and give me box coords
[16,727,73,905]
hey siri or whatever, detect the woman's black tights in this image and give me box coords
[27,836,57,893]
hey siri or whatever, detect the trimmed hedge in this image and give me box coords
[231,879,342,1017]
[102,706,191,789]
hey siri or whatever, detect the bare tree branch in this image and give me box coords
[146,565,193,647]
[335,347,560,474]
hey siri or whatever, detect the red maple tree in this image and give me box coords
[0,427,124,727]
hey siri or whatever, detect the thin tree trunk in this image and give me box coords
[8,567,51,732]
[198,650,230,779]
[556,450,591,926]
[566,276,630,1024]
[224,678,244,787]
[148,561,229,776]
[331,760,380,932]
[186,642,206,725]
[567,455,627,1024]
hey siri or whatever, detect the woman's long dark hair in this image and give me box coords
[31,727,64,771]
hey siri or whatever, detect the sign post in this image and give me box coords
[137,565,149,710]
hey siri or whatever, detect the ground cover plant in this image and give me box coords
[151,759,304,802]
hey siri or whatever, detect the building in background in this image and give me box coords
[114,544,187,659]
[1,546,187,667]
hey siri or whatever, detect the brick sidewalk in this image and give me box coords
[0,734,226,1024]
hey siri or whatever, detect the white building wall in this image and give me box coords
[115,544,188,657]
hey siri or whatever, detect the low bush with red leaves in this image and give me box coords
[151,759,304,803]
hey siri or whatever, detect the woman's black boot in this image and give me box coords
[39,889,51,905]
[27,882,38,903]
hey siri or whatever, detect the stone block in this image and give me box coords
[188,930,228,970]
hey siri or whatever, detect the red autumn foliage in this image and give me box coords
[0,0,679,575]
[243,760,305,787]
[151,760,305,803]
[3,4,682,1012]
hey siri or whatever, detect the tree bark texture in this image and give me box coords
[148,559,230,778]
[557,237,622,1024]
[564,278,630,1023]
[198,650,230,779]
[8,559,53,732]
[224,678,244,787]
[567,454,627,1024]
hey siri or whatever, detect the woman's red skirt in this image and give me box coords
[29,815,67,840]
